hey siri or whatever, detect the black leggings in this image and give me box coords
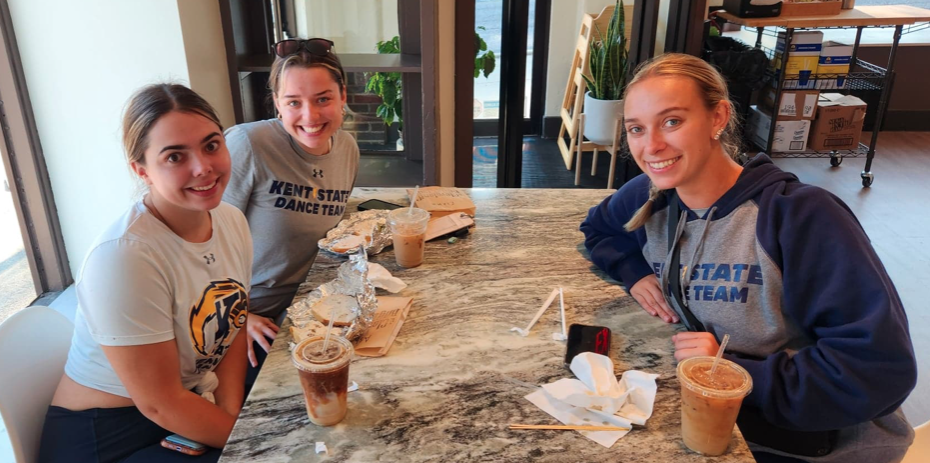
[38,405,221,463]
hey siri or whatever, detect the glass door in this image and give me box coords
[472,0,549,187]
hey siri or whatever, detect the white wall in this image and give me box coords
[8,0,232,277]
[177,0,236,130]
[295,0,400,53]
[544,0,679,118]
[544,0,622,118]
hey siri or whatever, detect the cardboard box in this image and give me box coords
[816,41,852,89]
[808,94,867,151]
[774,31,822,89]
[748,105,812,153]
[762,89,819,120]
[780,0,842,17]
[775,31,823,55]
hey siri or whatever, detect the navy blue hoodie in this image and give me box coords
[581,154,916,462]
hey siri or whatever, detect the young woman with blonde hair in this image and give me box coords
[581,53,916,463]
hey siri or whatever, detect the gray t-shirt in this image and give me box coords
[223,119,359,317]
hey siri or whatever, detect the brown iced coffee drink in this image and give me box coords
[388,207,430,268]
[292,336,354,426]
[677,356,753,456]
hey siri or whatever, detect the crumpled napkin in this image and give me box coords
[525,352,659,448]
[368,263,407,293]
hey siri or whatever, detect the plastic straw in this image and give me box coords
[511,288,559,336]
[710,333,730,376]
[558,287,567,338]
[320,306,338,354]
[409,185,420,214]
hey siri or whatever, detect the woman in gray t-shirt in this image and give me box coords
[223,39,360,374]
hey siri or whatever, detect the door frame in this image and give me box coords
[0,0,72,295]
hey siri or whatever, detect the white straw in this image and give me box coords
[320,305,338,354]
[409,185,420,214]
[710,333,730,376]
[511,288,559,336]
[558,287,567,338]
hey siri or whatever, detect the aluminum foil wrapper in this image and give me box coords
[318,209,392,257]
[287,249,377,341]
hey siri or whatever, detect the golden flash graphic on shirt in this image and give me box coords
[189,279,248,363]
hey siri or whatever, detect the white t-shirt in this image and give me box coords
[64,201,253,398]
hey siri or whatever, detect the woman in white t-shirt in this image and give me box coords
[39,84,252,462]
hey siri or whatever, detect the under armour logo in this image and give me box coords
[312,169,324,178]
[203,254,215,265]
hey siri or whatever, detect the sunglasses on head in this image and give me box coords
[272,38,335,58]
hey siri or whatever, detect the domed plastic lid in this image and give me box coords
[677,356,753,399]
[291,336,353,373]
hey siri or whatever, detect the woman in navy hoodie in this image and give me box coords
[581,53,916,463]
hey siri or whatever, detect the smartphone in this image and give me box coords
[161,434,208,456]
[357,199,403,211]
[564,324,612,366]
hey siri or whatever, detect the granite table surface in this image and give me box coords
[220,188,754,463]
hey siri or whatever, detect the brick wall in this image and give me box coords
[343,72,399,150]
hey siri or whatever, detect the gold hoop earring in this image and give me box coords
[714,128,724,140]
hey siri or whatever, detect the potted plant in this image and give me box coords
[366,30,496,147]
[582,0,629,146]
[365,36,404,148]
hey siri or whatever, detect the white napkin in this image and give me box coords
[525,353,659,448]
[368,263,406,293]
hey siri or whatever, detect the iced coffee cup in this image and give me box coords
[677,356,753,456]
[292,335,354,426]
[388,207,430,268]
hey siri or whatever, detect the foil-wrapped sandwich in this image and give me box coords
[318,209,393,256]
[288,250,377,341]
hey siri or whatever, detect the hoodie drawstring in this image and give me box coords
[679,207,717,306]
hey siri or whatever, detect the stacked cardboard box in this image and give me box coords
[808,93,867,151]
[773,31,823,90]
[748,105,812,153]
[816,41,853,89]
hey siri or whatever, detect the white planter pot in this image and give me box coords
[583,93,624,146]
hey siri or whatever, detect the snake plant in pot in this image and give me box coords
[582,0,629,146]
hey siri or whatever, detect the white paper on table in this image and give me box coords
[525,352,659,448]
[368,263,406,293]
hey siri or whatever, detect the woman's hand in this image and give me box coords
[246,313,279,367]
[629,275,679,323]
[672,332,720,361]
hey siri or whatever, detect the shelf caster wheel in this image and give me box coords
[830,155,843,167]
[861,171,874,188]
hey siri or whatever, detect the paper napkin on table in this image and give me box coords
[525,352,659,448]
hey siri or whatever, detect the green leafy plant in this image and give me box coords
[582,0,629,101]
[365,29,496,129]
[366,36,403,130]
[474,26,496,78]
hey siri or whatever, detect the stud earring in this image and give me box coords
[714,128,724,140]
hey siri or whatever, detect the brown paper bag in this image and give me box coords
[354,296,413,357]
[406,187,476,218]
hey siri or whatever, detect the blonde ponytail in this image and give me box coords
[624,182,663,231]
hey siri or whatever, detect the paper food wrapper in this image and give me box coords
[425,213,474,241]
[354,296,413,357]
[525,353,659,448]
[406,187,476,218]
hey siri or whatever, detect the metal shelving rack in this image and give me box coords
[717,6,930,187]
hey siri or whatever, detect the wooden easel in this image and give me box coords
[557,5,634,173]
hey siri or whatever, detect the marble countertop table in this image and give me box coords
[220,188,754,463]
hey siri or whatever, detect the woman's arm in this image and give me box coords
[580,175,655,289]
[730,185,917,432]
[212,326,248,416]
[102,341,236,449]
